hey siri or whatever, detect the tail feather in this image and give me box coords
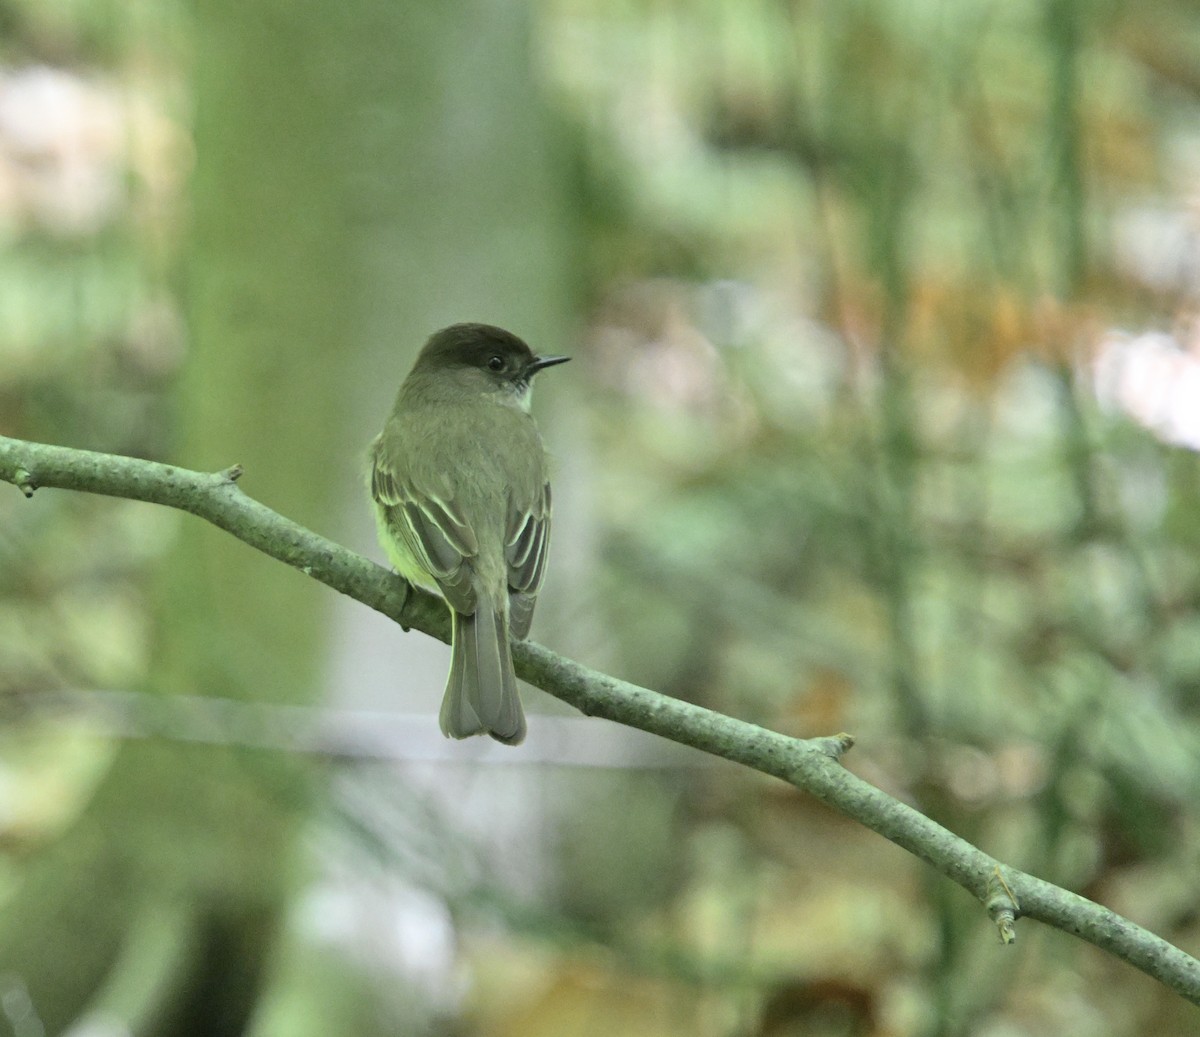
[440,607,526,745]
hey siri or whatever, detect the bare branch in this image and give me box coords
[2,432,1198,1006]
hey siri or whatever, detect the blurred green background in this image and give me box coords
[1,0,1199,1034]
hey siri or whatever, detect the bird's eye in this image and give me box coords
[487,355,505,371]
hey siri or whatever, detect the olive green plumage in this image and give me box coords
[369,323,567,744]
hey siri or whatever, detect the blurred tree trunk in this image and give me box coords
[0,1,577,1035]
[0,2,353,1034]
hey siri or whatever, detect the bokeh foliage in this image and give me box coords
[1,0,1199,1035]
[538,0,1200,1033]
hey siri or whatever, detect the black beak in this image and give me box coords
[528,354,571,375]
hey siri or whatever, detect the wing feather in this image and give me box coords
[506,481,552,640]
[371,444,478,615]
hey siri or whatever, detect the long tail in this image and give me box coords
[440,606,526,745]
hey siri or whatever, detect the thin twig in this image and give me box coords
[1,433,1198,1006]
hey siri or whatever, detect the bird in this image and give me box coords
[368,323,568,744]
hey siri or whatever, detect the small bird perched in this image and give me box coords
[369,323,569,744]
